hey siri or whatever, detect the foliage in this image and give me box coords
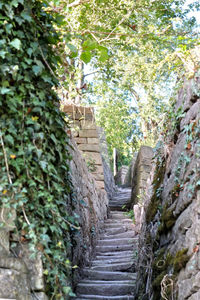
[46,0,200,161]
[94,86,139,165]
[0,0,78,298]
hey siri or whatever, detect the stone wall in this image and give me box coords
[135,77,200,300]
[0,209,47,299]
[63,105,105,190]
[114,165,129,186]
[124,152,138,187]
[69,137,108,274]
[0,132,108,300]
[97,127,116,199]
[131,146,154,205]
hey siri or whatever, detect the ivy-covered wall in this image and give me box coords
[135,77,200,300]
[0,0,80,298]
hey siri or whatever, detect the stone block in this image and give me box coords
[96,181,105,189]
[22,247,44,291]
[74,137,87,144]
[84,152,102,165]
[0,208,16,230]
[93,165,104,174]
[0,229,9,254]
[78,143,100,152]
[93,173,104,181]
[0,268,30,299]
[79,129,98,138]
[81,120,97,130]
[87,138,99,144]
[180,100,200,131]
[31,292,48,300]
[188,290,200,300]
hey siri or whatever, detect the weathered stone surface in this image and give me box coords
[31,292,48,300]
[74,202,137,299]
[0,268,30,299]
[79,129,98,138]
[81,120,97,130]
[96,181,105,189]
[69,138,108,277]
[88,137,99,144]
[74,137,87,144]
[93,173,104,181]
[124,153,138,187]
[114,166,129,186]
[131,146,153,205]
[78,143,100,152]
[135,78,200,300]
[97,127,116,199]
[22,247,44,291]
[84,152,103,165]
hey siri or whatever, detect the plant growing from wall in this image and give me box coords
[0,0,79,298]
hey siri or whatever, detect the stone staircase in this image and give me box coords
[75,188,138,300]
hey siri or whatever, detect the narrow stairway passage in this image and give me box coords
[75,188,138,300]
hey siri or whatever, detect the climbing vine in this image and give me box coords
[0,0,78,298]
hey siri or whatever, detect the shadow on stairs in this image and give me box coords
[74,188,138,300]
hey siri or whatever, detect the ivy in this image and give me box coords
[0,0,77,298]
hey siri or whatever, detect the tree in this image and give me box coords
[45,0,200,161]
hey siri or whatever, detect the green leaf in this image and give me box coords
[10,38,21,50]
[39,160,48,171]
[5,134,14,145]
[32,65,42,75]
[67,43,77,53]
[82,40,97,51]
[0,51,6,58]
[21,11,32,22]
[0,87,11,94]
[80,51,92,64]
[98,46,109,62]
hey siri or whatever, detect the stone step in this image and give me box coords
[76,282,134,296]
[103,227,132,235]
[104,219,133,224]
[104,223,134,230]
[92,258,134,265]
[96,244,135,253]
[82,269,137,281]
[95,250,134,257]
[109,201,130,206]
[109,206,130,210]
[97,238,135,246]
[100,231,136,240]
[75,295,134,299]
[109,206,129,211]
[80,280,135,285]
[110,213,127,219]
[90,261,134,271]
[95,253,134,261]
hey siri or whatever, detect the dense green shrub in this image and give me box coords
[0,0,77,298]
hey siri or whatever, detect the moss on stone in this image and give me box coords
[158,206,176,235]
[146,161,166,224]
[173,248,190,274]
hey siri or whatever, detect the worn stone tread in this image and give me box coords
[95,250,134,257]
[74,188,137,299]
[82,269,137,281]
[97,238,135,246]
[96,244,135,253]
[75,295,134,300]
[90,262,135,271]
[100,231,136,240]
[76,282,134,296]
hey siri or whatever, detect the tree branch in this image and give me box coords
[68,0,91,8]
